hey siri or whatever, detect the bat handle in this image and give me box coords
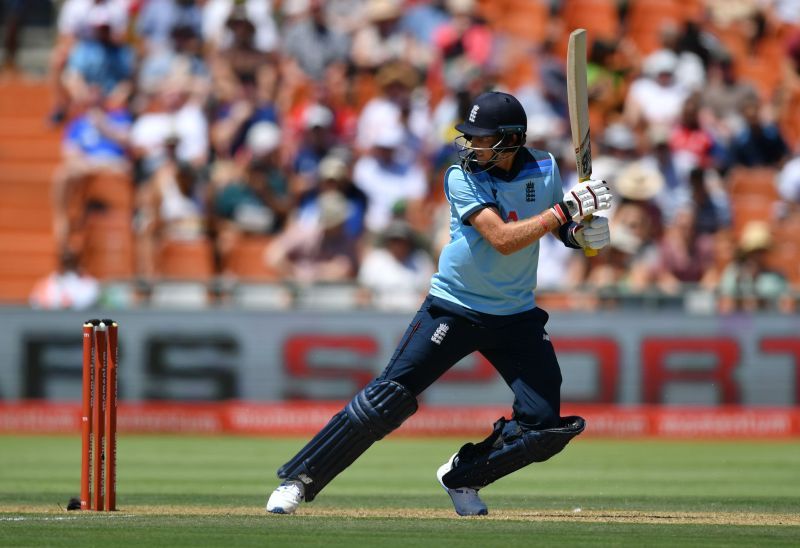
[582,214,598,257]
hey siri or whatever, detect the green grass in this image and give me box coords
[1,436,799,547]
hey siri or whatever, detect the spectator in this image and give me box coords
[29,250,100,310]
[289,103,339,193]
[730,96,790,167]
[686,167,730,234]
[136,0,203,53]
[48,0,129,122]
[777,153,800,206]
[130,76,209,180]
[138,24,210,98]
[701,54,759,143]
[654,21,706,91]
[356,60,431,158]
[655,207,717,293]
[137,161,209,278]
[358,220,434,310]
[718,221,794,313]
[624,49,689,130]
[62,5,135,108]
[281,0,351,81]
[352,123,428,233]
[202,0,279,53]
[351,0,428,70]
[52,84,132,250]
[296,154,367,239]
[669,91,720,173]
[213,122,292,259]
[265,190,360,284]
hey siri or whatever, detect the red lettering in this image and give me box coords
[760,338,800,404]
[554,338,620,403]
[506,210,518,222]
[641,338,740,404]
[283,335,378,396]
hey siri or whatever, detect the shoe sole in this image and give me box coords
[437,455,488,517]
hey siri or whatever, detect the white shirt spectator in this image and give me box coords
[58,0,129,39]
[29,271,100,310]
[130,102,208,168]
[202,0,279,52]
[359,247,434,310]
[778,155,800,203]
[356,96,431,155]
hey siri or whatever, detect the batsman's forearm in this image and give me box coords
[494,210,562,255]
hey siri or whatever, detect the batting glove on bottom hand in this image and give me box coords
[551,179,613,223]
[573,216,610,250]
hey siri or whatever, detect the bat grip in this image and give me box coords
[582,214,598,257]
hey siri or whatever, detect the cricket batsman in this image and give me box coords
[267,91,612,516]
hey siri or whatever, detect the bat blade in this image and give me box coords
[566,28,597,257]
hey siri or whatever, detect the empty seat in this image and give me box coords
[222,235,281,281]
[156,238,215,280]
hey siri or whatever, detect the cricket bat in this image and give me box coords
[566,28,597,257]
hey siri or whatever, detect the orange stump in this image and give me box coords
[80,319,119,511]
[104,321,118,511]
[80,323,94,511]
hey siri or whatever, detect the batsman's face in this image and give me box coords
[469,135,500,164]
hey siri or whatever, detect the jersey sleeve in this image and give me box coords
[443,166,496,224]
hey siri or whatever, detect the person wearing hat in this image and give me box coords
[358,220,435,311]
[267,91,613,516]
[718,221,793,313]
[264,190,359,284]
[623,49,689,129]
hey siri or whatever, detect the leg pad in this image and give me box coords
[277,380,417,501]
[442,415,585,489]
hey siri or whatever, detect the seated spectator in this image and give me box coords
[624,50,689,130]
[701,54,758,143]
[351,0,429,71]
[136,0,204,53]
[52,84,132,250]
[281,0,351,81]
[718,221,794,313]
[48,0,129,122]
[202,0,279,53]
[138,24,210,99]
[655,207,717,293]
[358,220,434,310]
[686,167,730,234]
[29,250,100,310]
[356,61,432,158]
[130,75,209,181]
[137,161,209,278]
[777,153,800,206]
[265,190,360,284]
[296,154,367,239]
[213,122,292,260]
[62,4,134,109]
[730,96,790,167]
[289,103,339,194]
[352,123,428,233]
[669,91,720,172]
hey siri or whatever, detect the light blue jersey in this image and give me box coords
[429,148,563,315]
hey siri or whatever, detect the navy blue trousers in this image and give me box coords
[378,295,562,430]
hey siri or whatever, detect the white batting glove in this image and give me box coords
[573,216,610,250]
[551,179,613,223]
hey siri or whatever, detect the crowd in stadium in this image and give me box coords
[23,0,800,312]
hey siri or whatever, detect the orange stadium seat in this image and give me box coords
[493,0,548,44]
[222,235,281,281]
[731,195,775,236]
[626,0,684,54]
[728,167,780,201]
[735,57,783,101]
[82,170,135,213]
[562,0,620,41]
[156,238,215,281]
[81,213,135,279]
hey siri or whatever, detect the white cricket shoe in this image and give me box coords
[436,453,488,516]
[266,480,305,514]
